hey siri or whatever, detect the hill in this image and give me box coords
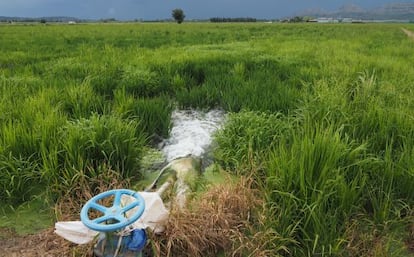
[300,2,414,20]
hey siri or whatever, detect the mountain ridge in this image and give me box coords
[299,2,414,20]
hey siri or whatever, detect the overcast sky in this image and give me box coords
[0,0,408,20]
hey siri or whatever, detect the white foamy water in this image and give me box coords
[161,109,226,162]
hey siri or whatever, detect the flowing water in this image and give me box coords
[161,109,226,162]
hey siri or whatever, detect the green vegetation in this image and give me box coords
[0,22,413,256]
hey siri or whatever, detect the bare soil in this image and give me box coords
[0,227,78,257]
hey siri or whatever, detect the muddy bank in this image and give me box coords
[0,227,87,257]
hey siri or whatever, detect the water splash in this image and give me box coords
[161,109,226,162]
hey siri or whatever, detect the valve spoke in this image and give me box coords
[90,202,108,214]
[122,201,139,213]
[94,215,111,224]
[113,190,122,207]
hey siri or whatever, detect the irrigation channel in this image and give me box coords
[160,109,226,163]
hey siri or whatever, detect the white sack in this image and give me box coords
[123,192,169,233]
[55,221,98,244]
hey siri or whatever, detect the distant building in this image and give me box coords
[351,19,363,23]
[312,17,339,23]
[68,21,76,24]
[341,18,353,23]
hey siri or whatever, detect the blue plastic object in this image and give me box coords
[93,232,145,257]
[127,229,147,251]
[80,189,145,232]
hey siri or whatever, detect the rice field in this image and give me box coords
[0,22,414,256]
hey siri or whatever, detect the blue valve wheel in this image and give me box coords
[80,189,145,232]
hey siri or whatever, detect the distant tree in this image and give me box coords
[210,17,257,23]
[172,8,185,24]
[101,18,117,23]
[290,16,304,23]
[303,16,314,22]
[40,18,47,24]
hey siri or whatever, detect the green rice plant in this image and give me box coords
[346,70,379,105]
[220,58,302,113]
[232,62,246,81]
[145,51,301,113]
[214,111,292,173]
[113,88,173,141]
[0,87,67,204]
[175,84,221,109]
[266,121,370,256]
[131,96,173,140]
[165,56,303,113]
[0,120,38,160]
[0,74,43,98]
[350,99,413,154]
[150,57,235,101]
[0,153,41,205]
[173,70,234,109]
[120,66,170,97]
[39,141,60,193]
[61,81,105,118]
[1,87,65,160]
[299,78,350,127]
[227,80,301,113]
[0,75,45,124]
[58,114,146,184]
[364,141,414,225]
[48,57,92,81]
[170,73,187,92]
[394,138,414,203]
[87,65,123,98]
[173,60,206,88]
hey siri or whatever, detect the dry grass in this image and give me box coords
[402,28,414,41]
[406,214,414,254]
[345,213,414,257]
[345,220,387,257]
[151,176,278,257]
[55,166,131,221]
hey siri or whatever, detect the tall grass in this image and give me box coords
[113,88,173,141]
[0,153,41,204]
[266,119,370,256]
[214,111,292,172]
[59,114,146,180]
[61,82,106,118]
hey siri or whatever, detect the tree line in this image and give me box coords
[210,17,257,23]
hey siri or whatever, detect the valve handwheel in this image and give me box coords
[80,189,145,232]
